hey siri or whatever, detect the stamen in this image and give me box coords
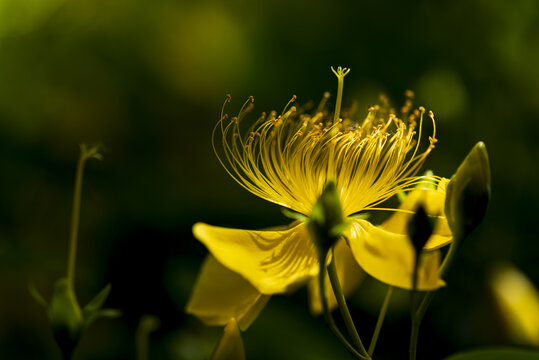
[316,91,331,114]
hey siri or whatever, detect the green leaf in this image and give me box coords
[444,347,539,360]
[28,283,48,310]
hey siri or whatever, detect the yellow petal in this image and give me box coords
[193,222,318,294]
[490,263,539,346]
[308,238,366,315]
[347,219,445,290]
[185,255,270,330]
[381,178,452,251]
[210,318,246,360]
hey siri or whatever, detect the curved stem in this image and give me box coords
[368,286,393,356]
[66,145,102,290]
[327,248,370,359]
[318,260,367,360]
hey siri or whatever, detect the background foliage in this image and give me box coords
[1,0,538,359]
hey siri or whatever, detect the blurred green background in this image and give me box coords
[1,0,538,359]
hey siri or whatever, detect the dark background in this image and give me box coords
[1,0,538,359]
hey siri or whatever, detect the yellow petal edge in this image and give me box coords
[193,222,319,294]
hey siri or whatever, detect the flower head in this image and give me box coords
[187,68,451,328]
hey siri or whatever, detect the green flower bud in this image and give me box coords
[48,278,83,357]
[308,181,349,259]
[407,204,434,256]
[445,141,491,238]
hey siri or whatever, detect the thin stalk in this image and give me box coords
[368,286,393,356]
[66,145,102,290]
[318,260,367,360]
[409,318,420,360]
[66,152,87,289]
[327,248,370,359]
[409,233,463,360]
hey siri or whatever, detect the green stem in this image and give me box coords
[409,317,420,360]
[439,232,462,278]
[66,152,87,290]
[327,248,370,359]
[66,145,102,290]
[368,286,393,356]
[409,233,463,360]
[318,260,367,360]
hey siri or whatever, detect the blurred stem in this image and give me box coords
[368,286,393,356]
[136,315,160,360]
[439,231,462,278]
[327,247,370,359]
[318,258,366,360]
[409,233,463,360]
[409,318,420,360]
[66,145,102,290]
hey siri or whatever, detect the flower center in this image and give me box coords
[212,69,437,217]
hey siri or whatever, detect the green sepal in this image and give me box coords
[82,284,121,327]
[281,207,308,221]
[307,180,347,259]
[445,142,491,238]
[83,284,111,315]
[349,212,370,220]
[84,309,122,328]
[28,283,48,310]
[48,278,83,356]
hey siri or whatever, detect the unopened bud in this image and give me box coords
[49,278,83,357]
[308,181,348,259]
[445,142,491,238]
[407,204,434,255]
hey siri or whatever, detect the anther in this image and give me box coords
[226,94,231,102]
[419,106,426,113]
[231,117,238,123]
[249,96,255,103]
[428,110,434,118]
[368,106,375,112]
[405,90,415,98]
[292,95,297,102]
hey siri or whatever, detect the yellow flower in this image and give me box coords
[186,67,452,326]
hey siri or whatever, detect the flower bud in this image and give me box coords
[407,204,434,256]
[308,181,348,259]
[48,278,83,357]
[445,142,491,238]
